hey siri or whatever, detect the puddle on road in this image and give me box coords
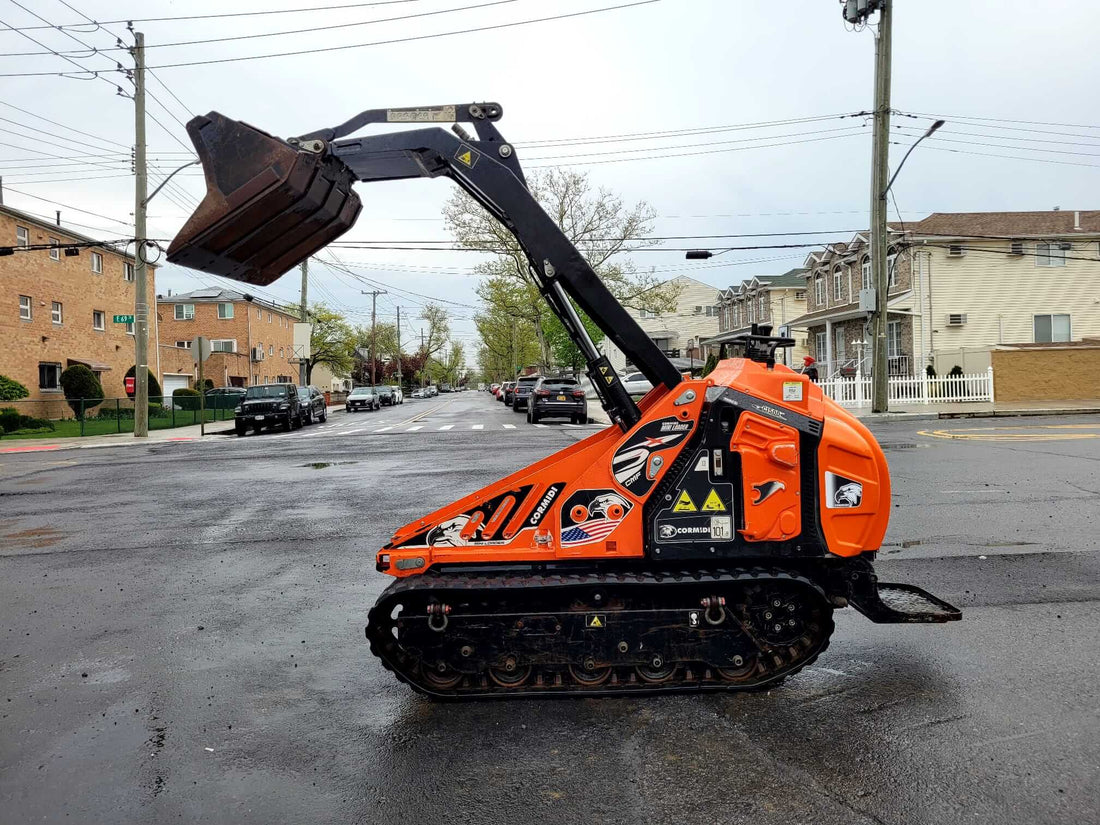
[301,461,359,470]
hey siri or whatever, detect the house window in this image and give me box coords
[758,295,767,318]
[174,303,195,320]
[279,347,285,358]
[16,226,29,247]
[814,331,827,362]
[91,252,103,273]
[39,362,61,390]
[268,344,274,357]
[257,308,262,320]
[887,251,898,287]
[833,268,843,301]
[268,312,272,323]
[51,301,63,324]
[211,339,237,353]
[795,290,806,301]
[49,237,60,261]
[1036,242,1066,267]
[815,277,826,306]
[92,310,105,330]
[124,262,134,281]
[19,295,32,320]
[125,320,134,334]
[217,302,234,319]
[861,257,871,290]
[639,309,655,319]
[887,320,902,358]
[1034,314,1071,343]
[176,340,192,349]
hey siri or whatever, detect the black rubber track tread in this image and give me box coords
[366,567,834,700]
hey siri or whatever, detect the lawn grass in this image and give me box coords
[1,410,235,440]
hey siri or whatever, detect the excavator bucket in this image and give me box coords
[166,112,362,286]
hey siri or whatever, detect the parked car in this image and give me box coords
[345,386,381,412]
[205,386,246,410]
[376,385,397,406]
[490,383,501,396]
[297,385,327,424]
[621,371,654,396]
[528,376,588,424]
[426,386,439,397]
[501,381,516,404]
[389,385,404,405]
[234,383,301,435]
[510,375,541,412]
[439,383,452,393]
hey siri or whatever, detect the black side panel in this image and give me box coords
[644,389,827,561]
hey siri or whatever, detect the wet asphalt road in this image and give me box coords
[1,394,1098,825]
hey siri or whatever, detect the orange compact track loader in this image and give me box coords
[168,102,960,698]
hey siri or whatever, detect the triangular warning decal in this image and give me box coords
[605,375,614,384]
[673,491,697,512]
[701,488,726,512]
[586,614,605,628]
[457,150,473,166]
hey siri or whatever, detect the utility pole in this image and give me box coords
[298,259,308,385]
[420,329,425,388]
[512,318,518,379]
[361,289,387,385]
[395,306,403,389]
[132,31,150,437]
[845,0,893,412]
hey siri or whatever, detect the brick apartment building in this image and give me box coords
[0,204,156,403]
[156,288,298,396]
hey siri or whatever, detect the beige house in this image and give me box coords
[789,210,1100,376]
[310,362,352,393]
[703,269,809,366]
[600,275,719,373]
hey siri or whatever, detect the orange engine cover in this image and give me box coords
[376,359,891,576]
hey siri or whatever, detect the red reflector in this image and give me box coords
[572,391,585,398]
[536,390,551,397]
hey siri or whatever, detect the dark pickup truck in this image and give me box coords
[234,383,301,435]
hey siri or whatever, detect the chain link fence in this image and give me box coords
[0,396,237,439]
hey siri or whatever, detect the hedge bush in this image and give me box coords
[0,407,54,434]
[124,365,162,400]
[173,387,201,411]
[59,365,104,419]
[0,375,29,401]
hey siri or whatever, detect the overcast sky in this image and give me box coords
[4,0,1099,356]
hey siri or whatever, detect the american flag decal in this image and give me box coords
[561,517,621,546]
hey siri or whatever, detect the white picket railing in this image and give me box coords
[818,366,995,408]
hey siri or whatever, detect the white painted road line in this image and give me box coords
[472,424,484,430]
[374,426,393,432]
[503,424,516,429]
[535,423,548,428]
[439,424,455,431]
[406,426,423,432]
[345,428,366,434]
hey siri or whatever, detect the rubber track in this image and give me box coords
[366,566,835,699]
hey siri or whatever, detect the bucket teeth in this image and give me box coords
[166,112,362,286]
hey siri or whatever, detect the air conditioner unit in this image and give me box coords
[947,245,965,257]
[1009,241,1024,255]
[251,346,265,362]
[1058,242,1072,250]
[946,313,968,327]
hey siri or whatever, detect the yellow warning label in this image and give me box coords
[605,375,614,384]
[701,489,726,512]
[456,149,473,166]
[599,365,608,374]
[673,491,697,512]
[586,614,605,628]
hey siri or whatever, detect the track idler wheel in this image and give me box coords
[636,654,677,684]
[420,661,463,690]
[488,655,532,688]
[569,658,613,686]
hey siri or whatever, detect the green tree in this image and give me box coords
[542,306,605,375]
[444,167,680,370]
[305,305,355,383]
[59,365,104,419]
[0,375,29,401]
[702,351,718,377]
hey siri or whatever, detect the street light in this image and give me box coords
[886,119,943,194]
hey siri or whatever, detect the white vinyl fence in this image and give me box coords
[818,366,994,408]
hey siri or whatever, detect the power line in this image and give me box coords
[892,141,1100,170]
[2,0,523,56]
[0,1,661,75]
[5,0,425,29]
[0,184,135,227]
[0,2,122,90]
[0,99,129,148]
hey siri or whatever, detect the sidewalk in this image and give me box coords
[852,399,1100,422]
[0,406,341,453]
[579,376,1098,426]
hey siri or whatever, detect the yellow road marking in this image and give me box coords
[918,423,1100,442]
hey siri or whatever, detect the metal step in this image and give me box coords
[850,581,962,624]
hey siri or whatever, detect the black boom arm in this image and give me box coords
[166,102,683,430]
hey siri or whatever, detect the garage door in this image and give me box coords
[162,374,190,404]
